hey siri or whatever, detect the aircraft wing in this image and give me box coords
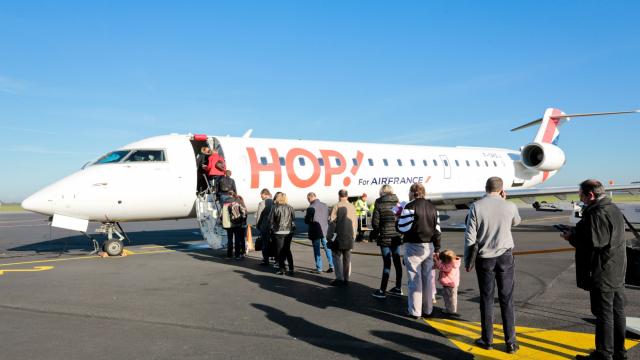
[428,184,640,207]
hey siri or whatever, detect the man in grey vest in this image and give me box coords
[464,177,521,354]
[305,192,334,274]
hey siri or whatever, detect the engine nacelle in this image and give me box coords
[520,142,566,171]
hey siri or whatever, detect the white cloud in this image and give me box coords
[0,76,28,95]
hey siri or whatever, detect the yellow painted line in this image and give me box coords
[0,265,54,276]
[424,318,639,359]
[0,249,176,268]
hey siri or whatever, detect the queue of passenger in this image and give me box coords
[201,164,628,358]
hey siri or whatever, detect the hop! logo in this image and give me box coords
[246,147,364,189]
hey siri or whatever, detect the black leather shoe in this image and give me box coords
[403,309,420,319]
[506,343,519,354]
[474,338,493,350]
[329,279,344,286]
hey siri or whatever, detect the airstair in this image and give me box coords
[195,193,226,249]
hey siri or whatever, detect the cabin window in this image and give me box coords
[493,160,497,167]
[124,150,165,162]
[95,150,131,164]
[397,159,403,166]
[383,159,389,166]
[279,157,286,166]
[454,160,460,167]
[352,158,359,166]
[335,158,342,166]
[484,160,489,167]
[476,160,480,167]
[423,159,428,166]
[299,157,306,166]
[433,159,438,166]
[410,159,416,166]
[368,158,374,166]
[443,160,449,167]
[260,157,268,165]
[318,158,324,166]
[465,160,470,166]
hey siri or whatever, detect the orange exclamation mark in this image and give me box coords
[343,151,364,187]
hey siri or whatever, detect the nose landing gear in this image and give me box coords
[95,222,129,256]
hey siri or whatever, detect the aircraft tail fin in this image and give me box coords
[511,108,640,145]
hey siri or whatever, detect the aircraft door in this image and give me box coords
[439,155,451,179]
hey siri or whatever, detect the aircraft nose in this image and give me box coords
[21,190,54,215]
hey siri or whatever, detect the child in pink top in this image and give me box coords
[434,249,461,315]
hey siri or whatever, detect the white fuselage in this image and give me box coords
[22,134,550,221]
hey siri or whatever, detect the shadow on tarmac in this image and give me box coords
[7,228,202,254]
[185,248,473,359]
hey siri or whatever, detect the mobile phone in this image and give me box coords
[553,224,570,232]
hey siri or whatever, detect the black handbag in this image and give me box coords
[465,242,479,270]
[254,236,263,251]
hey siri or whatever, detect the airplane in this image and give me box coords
[21,107,640,256]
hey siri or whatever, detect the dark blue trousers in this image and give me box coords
[476,249,516,346]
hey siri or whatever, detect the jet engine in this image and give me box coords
[520,142,566,171]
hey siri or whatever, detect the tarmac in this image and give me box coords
[1,208,639,360]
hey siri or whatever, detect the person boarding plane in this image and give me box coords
[21,108,640,256]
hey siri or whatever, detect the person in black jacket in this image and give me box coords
[561,180,628,360]
[217,170,237,204]
[371,185,403,299]
[270,192,296,275]
[397,182,441,318]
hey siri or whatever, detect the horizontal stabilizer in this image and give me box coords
[511,109,639,132]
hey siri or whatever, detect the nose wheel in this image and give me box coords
[95,222,127,256]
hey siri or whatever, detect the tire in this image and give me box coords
[103,239,124,256]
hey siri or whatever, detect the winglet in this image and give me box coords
[242,129,253,138]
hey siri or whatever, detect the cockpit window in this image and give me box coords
[94,150,131,164]
[124,150,166,162]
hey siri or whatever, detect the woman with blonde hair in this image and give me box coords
[371,184,403,299]
[269,192,296,275]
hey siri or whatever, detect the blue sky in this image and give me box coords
[1,1,639,202]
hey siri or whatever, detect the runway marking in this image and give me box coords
[0,223,51,228]
[0,249,175,268]
[0,265,54,276]
[521,215,568,224]
[424,318,639,359]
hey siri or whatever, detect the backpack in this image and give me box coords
[218,177,233,193]
[229,201,247,225]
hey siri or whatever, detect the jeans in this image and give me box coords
[379,244,402,291]
[260,229,271,262]
[226,227,245,258]
[476,249,516,346]
[404,243,434,316]
[590,288,627,359]
[312,238,334,271]
[274,233,294,271]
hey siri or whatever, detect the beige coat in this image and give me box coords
[327,199,358,250]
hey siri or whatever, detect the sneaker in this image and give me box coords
[371,289,386,299]
[259,261,269,266]
[312,269,322,274]
[474,338,493,350]
[325,268,334,273]
[387,287,403,296]
[506,343,519,354]
[273,263,280,269]
[432,296,437,305]
[234,256,241,260]
[329,279,344,286]
[275,269,285,275]
[286,270,295,276]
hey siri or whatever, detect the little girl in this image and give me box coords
[434,249,461,315]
